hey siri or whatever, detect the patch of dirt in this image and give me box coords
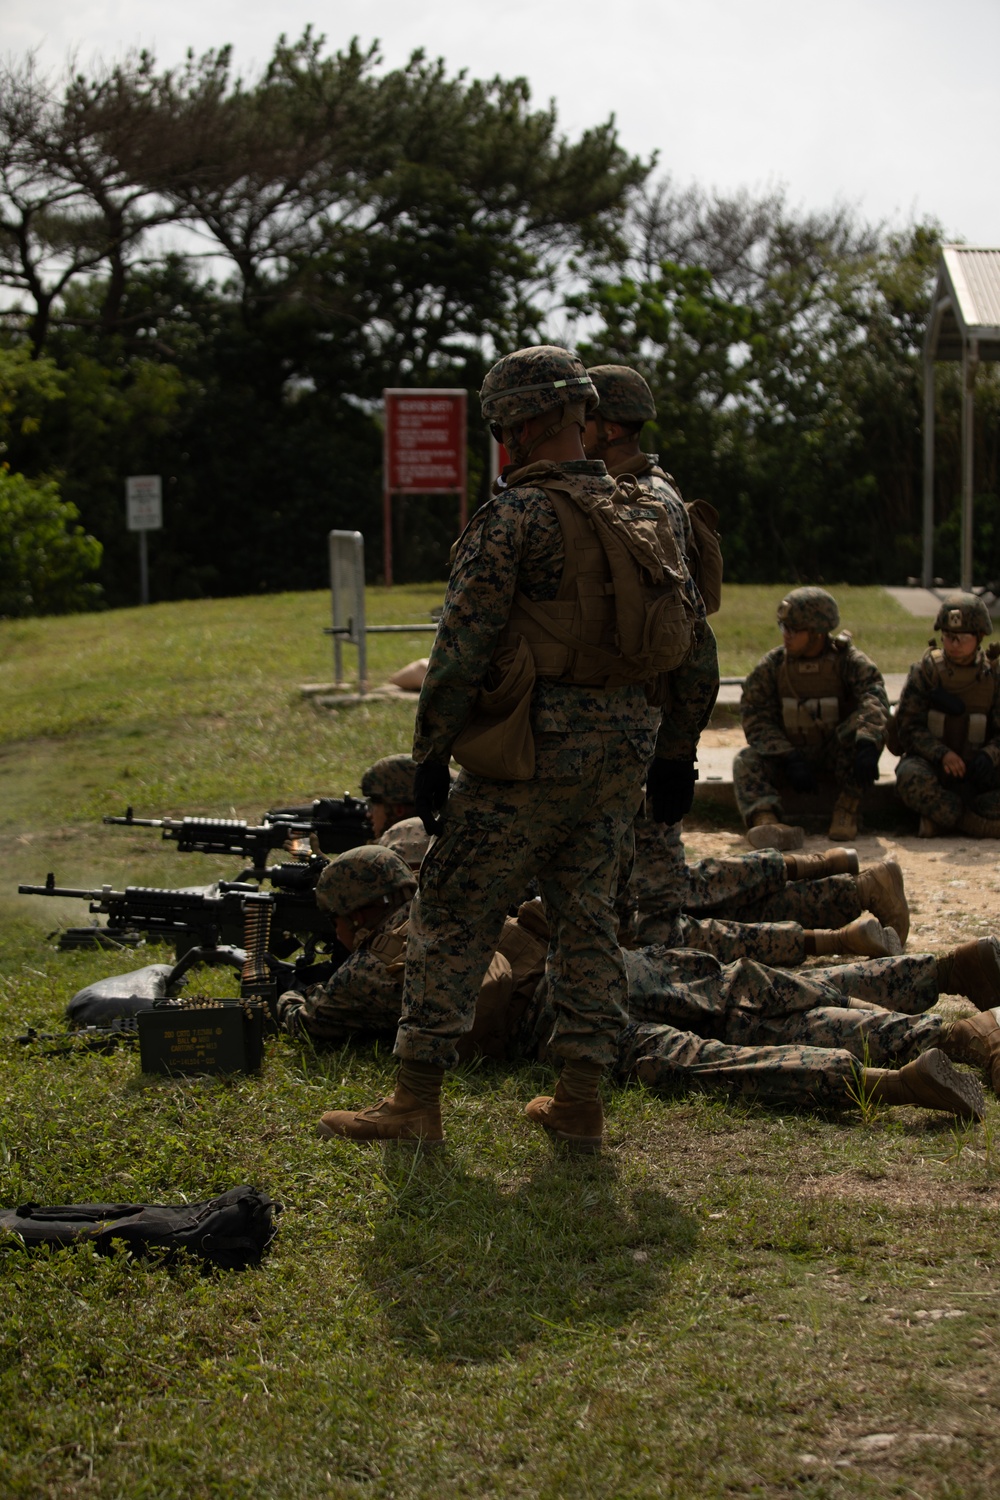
[794,1170,1000,1209]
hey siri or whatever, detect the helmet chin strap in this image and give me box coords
[503,401,587,466]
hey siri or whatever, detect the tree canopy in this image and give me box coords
[0,35,994,612]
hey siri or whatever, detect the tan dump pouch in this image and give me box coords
[367,918,409,974]
[452,635,536,782]
[781,695,839,746]
[456,951,516,1062]
[685,498,723,615]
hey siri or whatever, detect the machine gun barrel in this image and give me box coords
[103,795,371,859]
[18,871,335,961]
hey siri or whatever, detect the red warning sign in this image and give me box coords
[385,389,466,492]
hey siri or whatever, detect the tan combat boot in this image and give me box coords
[828,793,861,841]
[863,1049,985,1120]
[957,810,1000,838]
[935,937,1000,1011]
[784,847,859,880]
[855,857,909,945]
[746,810,804,851]
[318,1068,444,1146]
[525,1074,604,1153]
[940,1008,1000,1094]
[809,916,901,958]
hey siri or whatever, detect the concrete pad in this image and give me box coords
[883,586,942,617]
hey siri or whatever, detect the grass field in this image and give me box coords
[2,585,998,1499]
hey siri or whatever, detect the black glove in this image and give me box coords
[784,750,817,794]
[929,686,966,716]
[853,739,881,786]
[967,750,994,790]
[414,760,452,836]
[646,757,698,824]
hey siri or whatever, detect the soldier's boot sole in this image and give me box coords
[940,1008,1000,1091]
[746,822,804,851]
[317,1094,444,1146]
[938,937,1000,1011]
[837,915,899,958]
[958,810,1000,838]
[856,858,910,946]
[895,1049,985,1121]
[524,1094,604,1153]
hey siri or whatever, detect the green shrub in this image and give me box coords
[0,466,103,616]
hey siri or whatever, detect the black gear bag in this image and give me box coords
[0,1185,279,1270]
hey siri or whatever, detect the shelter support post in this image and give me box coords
[922,354,935,590]
[961,340,979,592]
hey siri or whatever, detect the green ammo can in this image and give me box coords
[138,999,266,1076]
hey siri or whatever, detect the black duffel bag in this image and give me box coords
[0,1185,279,1270]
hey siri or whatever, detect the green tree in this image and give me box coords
[0,467,102,615]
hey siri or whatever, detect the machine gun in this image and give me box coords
[18,872,343,968]
[102,793,371,866]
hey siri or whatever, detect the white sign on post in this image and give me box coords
[126,475,163,532]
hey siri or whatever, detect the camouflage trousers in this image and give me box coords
[615,1007,947,1108]
[733,736,866,825]
[895,754,1000,830]
[630,818,861,958]
[623,948,941,1032]
[614,946,946,1106]
[397,731,648,1070]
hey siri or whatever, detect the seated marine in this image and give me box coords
[276,847,1000,1139]
[734,587,888,848]
[894,592,1000,838]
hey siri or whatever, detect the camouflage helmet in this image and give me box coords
[479,345,598,427]
[361,754,417,805]
[377,816,431,869]
[315,846,416,916]
[777,587,840,634]
[934,592,993,637]
[587,365,657,424]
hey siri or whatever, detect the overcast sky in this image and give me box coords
[2,0,997,245]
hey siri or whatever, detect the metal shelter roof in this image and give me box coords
[926,246,1000,361]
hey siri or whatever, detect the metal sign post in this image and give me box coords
[383,389,467,586]
[126,475,163,605]
[328,530,366,688]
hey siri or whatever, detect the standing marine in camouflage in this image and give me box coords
[584,363,721,829]
[320,345,693,1152]
[894,593,1000,837]
[288,849,997,1123]
[734,588,889,846]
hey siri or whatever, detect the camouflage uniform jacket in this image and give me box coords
[277,903,411,1044]
[740,640,888,758]
[412,460,659,765]
[895,647,1000,768]
[605,449,719,761]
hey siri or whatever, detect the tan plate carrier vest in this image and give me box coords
[365,900,549,1061]
[922,649,996,757]
[777,649,847,748]
[497,470,695,695]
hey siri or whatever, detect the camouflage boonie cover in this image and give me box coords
[315,846,416,915]
[479,346,598,427]
[934,592,993,636]
[777,587,840,634]
[361,755,418,804]
[587,365,656,423]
